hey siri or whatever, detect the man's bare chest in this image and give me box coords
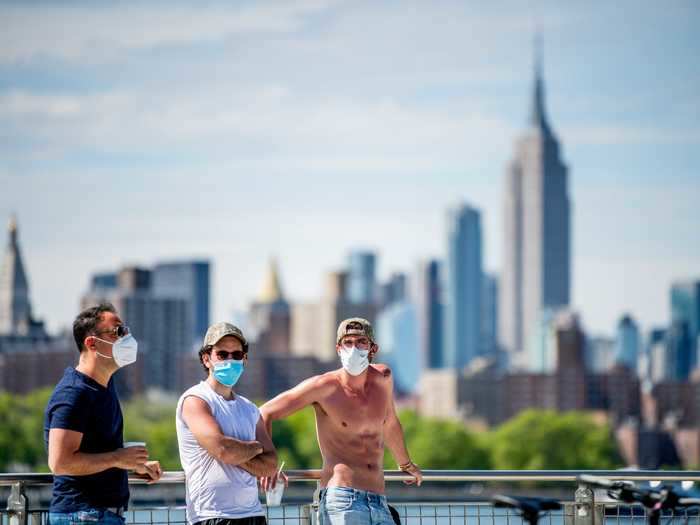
[318,386,389,431]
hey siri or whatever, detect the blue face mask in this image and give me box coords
[213,360,244,387]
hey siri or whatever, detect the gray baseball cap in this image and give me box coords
[203,322,247,347]
[336,317,375,344]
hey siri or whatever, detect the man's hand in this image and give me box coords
[134,460,163,484]
[113,445,149,471]
[400,461,423,486]
[260,471,288,492]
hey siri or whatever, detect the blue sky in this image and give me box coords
[1,0,698,337]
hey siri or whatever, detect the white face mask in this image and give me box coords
[95,334,138,368]
[339,346,370,376]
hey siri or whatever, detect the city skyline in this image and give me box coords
[1,1,698,337]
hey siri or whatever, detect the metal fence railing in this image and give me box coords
[2,470,699,525]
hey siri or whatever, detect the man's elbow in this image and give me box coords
[48,455,69,475]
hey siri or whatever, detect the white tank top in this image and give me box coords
[176,381,264,524]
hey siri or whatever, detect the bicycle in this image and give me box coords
[578,474,700,525]
[492,494,562,525]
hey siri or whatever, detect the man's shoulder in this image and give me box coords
[369,363,392,380]
[296,371,339,394]
[49,368,95,402]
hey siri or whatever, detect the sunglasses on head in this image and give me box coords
[214,349,247,361]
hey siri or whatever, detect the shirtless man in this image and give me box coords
[260,318,422,525]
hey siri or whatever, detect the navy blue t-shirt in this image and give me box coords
[43,367,129,512]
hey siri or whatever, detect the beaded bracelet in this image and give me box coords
[398,460,416,471]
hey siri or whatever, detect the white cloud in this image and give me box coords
[563,124,700,146]
[0,1,339,63]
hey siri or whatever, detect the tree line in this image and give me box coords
[0,389,622,472]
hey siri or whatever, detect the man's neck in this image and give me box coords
[338,367,369,394]
[76,355,114,388]
[206,376,236,400]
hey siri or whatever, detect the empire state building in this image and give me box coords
[499,45,571,362]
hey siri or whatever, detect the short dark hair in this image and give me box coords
[198,344,214,376]
[73,303,117,353]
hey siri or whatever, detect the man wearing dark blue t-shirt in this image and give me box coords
[44,303,162,524]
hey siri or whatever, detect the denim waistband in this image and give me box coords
[321,486,387,504]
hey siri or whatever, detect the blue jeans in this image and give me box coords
[319,486,395,525]
[48,508,125,524]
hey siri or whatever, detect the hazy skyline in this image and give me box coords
[2,1,699,337]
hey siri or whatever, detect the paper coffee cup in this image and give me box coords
[265,482,284,506]
[123,441,146,448]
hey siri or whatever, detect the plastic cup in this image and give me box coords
[123,441,146,448]
[265,480,285,506]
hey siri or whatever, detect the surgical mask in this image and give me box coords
[95,334,138,368]
[339,346,370,376]
[213,360,244,387]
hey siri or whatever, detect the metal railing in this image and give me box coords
[2,470,700,525]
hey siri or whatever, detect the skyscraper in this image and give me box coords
[670,280,700,377]
[481,273,499,356]
[249,258,291,354]
[152,261,210,347]
[414,259,443,369]
[376,300,420,394]
[347,251,377,305]
[445,203,482,370]
[615,314,640,372]
[0,216,46,337]
[499,40,571,362]
[82,264,195,394]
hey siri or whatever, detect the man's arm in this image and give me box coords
[181,396,263,465]
[238,417,278,478]
[48,428,148,476]
[381,369,423,486]
[259,375,327,436]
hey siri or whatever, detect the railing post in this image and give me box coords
[574,483,595,525]
[6,481,28,525]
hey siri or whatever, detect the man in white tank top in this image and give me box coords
[176,322,278,525]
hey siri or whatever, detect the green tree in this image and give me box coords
[489,409,622,470]
[385,410,491,469]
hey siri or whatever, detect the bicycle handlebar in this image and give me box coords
[577,475,700,510]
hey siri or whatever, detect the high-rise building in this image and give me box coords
[414,259,443,369]
[290,303,322,357]
[670,280,700,377]
[82,263,196,394]
[249,258,290,355]
[152,261,210,346]
[445,203,482,370]
[481,273,498,356]
[648,328,670,383]
[347,251,377,305]
[319,270,375,362]
[376,300,420,394]
[615,314,640,372]
[0,216,46,337]
[666,321,694,381]
[380,272,407,309]
[499,41,571,361]
[526,307,558,373]
[586,336,616,373]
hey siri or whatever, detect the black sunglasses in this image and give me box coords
[95,325,130,338]
[214,349,247,361]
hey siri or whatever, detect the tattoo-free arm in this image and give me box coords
[382,371,423,486]
[259,375,327,436]
[181,396,263,465]
[48,428,148,475]
[238,417,278,478]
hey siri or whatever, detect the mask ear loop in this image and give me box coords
[90,336,115,360]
